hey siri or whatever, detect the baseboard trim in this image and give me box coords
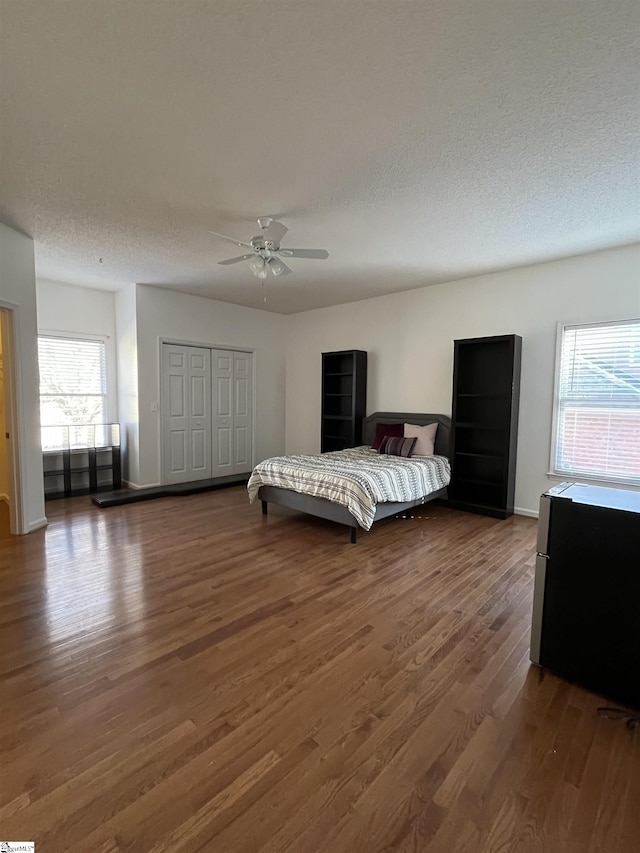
[93,475,248,508]
[123,481,161,491]
[28,516,49,532]
[515,506,538,519]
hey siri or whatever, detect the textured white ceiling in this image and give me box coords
[1,1,639,313]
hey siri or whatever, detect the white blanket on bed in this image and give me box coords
[247,446,451,530]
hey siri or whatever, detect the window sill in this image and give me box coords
[546,472,640,492]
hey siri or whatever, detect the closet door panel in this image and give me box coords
[190,375,207,419]
[216,428,232,469]
[169,375,185,417]
[234,426,250,469]
[191,428,207,473]
[215,352,233,418]
[168,430,186,476]
[232,351,253,474]
[212,350,234,477]
[162,344,212,483]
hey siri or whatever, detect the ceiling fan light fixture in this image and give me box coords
[251,257,269,279]
[269,258,286,276]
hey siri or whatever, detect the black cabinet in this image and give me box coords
[321,350,367,452]
[43,423,122,500]
[448,335,522,518]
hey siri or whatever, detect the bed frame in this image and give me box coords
[258,412,451,542]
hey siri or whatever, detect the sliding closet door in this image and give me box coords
[211,349,254,477]
[211,350,234,477]
[162,344,253,483]
[162,344,212,483]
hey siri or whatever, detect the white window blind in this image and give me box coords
[553,319,640,485]
[38,335,107,450]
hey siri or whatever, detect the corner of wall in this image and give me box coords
[115,284,140,487]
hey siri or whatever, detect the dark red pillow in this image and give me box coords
[371,422,403,451]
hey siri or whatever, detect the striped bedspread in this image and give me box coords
[247,446,451,530]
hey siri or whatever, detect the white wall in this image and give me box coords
[115,283,140,486]
[0,222,46,533]
[134,285,287,488]
[285,244,640,515]
[22,242,639,513]
[0,328,8,501]
[36,279,118,421]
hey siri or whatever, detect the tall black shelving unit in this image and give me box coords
[321,350,367,453]
[448,335,522,519]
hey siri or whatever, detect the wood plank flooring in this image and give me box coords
[0,488,637,852]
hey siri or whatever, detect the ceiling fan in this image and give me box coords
[209,217,329,278]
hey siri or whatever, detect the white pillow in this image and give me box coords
[404,422,438,456]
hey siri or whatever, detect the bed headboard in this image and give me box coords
[362,412,452,458]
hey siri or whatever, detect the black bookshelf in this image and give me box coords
[321,350,367,452]
[43,423,122,500]
[448,335,522,518]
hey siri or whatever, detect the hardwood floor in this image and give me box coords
[0,488,637,852]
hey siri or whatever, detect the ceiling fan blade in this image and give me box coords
[263,219,288,244]
[218,253,255,265]
[209,230,255,250]
[277,248,329,259]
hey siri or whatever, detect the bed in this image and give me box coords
[248,412,451,542]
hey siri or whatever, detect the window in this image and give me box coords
[38,335,108,450]
[551,319,640,485]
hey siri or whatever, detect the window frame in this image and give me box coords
[38,331,115,447]
[549,318,640,489]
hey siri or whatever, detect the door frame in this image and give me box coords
[158,338,256,486]
[0,303,25,535]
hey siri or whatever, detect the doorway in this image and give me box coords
[161,343,254,485]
